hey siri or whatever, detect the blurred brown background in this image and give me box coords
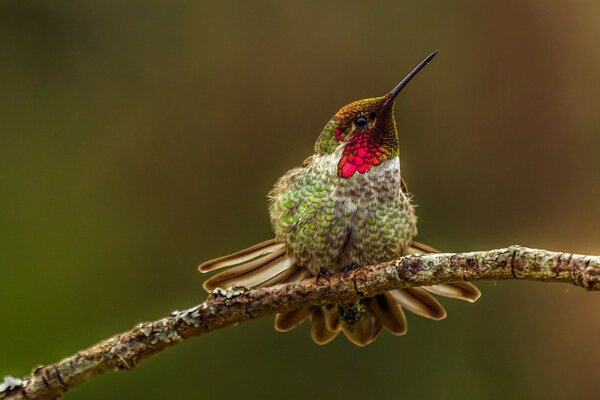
[1,1,600,399]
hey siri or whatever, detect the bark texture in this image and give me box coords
[1,246,599,400]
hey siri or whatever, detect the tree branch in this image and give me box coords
[2,246,599,400]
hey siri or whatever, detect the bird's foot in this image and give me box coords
[315,268,333,285]
[341,263,361,278]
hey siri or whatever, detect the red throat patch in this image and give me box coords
[337,133,386,178]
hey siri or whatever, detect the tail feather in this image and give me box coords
[199,238,481,346]
[283,267,312,283]
[203,253,294,291]
[342,310,383,346]
[198,239,281,272]
[310,306,341,345]
[274,269,312,331]
[323,304,341,331]
[275,306,311,332]
[257,265,301,288]
[365,294,407,336]
[423,282,481,302]
[408,240,440,254]
[388,287,447,320]
[200,240,294,291]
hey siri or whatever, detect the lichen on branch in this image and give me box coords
[1,246,599,400]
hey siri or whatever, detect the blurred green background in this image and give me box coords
[2,1,600,399]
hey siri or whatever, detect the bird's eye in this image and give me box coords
[355,116,368,128]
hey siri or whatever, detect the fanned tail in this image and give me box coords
[198,240,480,346]
[338,241,480,346]
[199,239,299,291]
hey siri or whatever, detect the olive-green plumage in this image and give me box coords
[269,143,416,275]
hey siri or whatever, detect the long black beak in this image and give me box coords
[382,50,438,108]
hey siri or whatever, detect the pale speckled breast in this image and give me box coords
[268,150,417,275]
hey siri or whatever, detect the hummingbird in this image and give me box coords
[199,51,480,346]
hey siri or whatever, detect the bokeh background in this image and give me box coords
[2,1,600,399]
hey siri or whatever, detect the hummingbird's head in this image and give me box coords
[314,51,437,179]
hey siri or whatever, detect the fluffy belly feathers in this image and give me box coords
[269,153,417,274]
